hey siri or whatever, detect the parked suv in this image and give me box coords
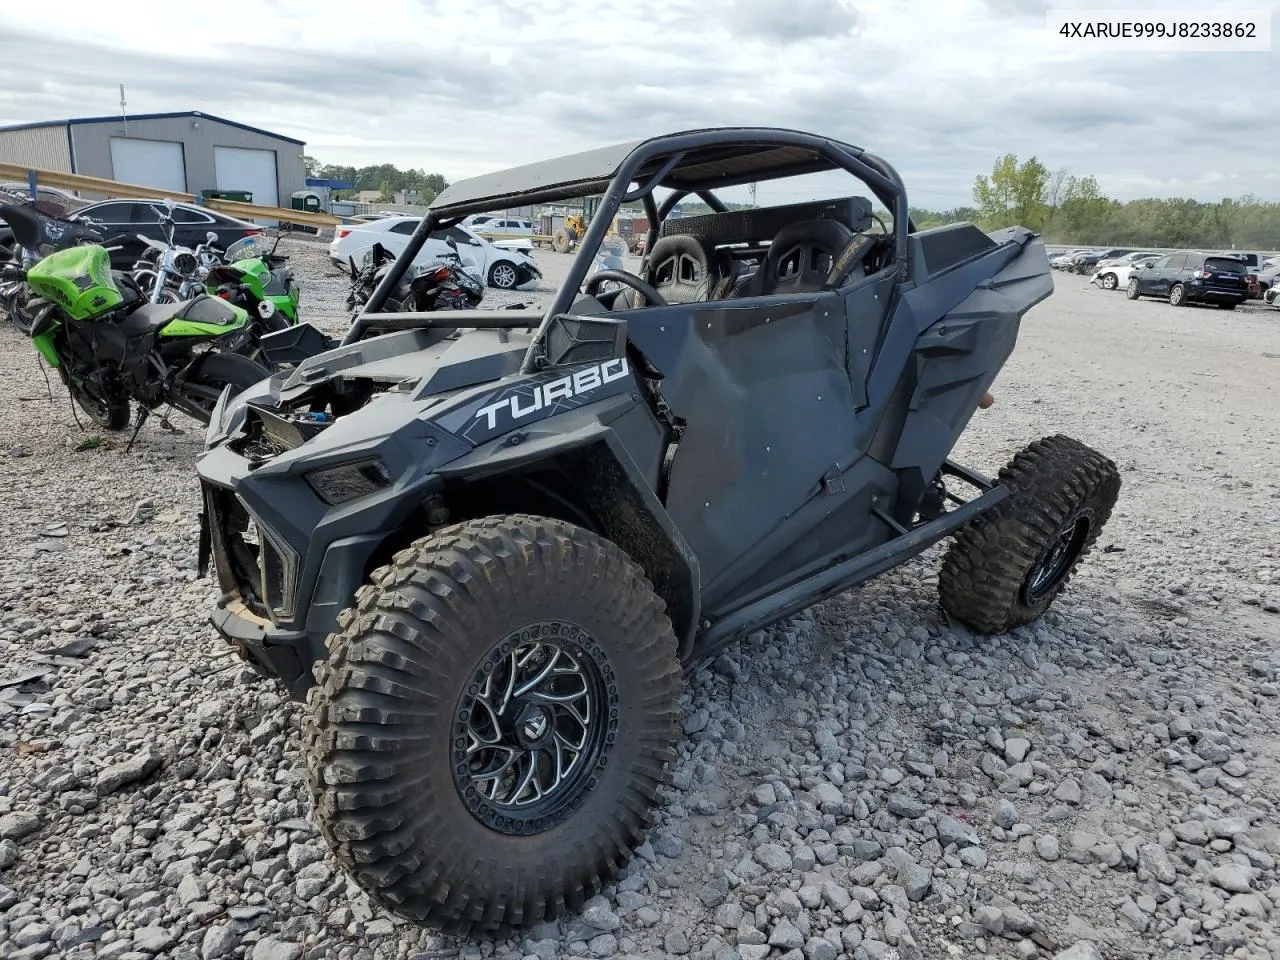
[1125,251,1249,308]
[1072,247,1134,274]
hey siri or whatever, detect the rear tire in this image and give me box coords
[302,514,683,936]
[1169,283,1186,306]
[1218,302,1237,311]
[938,435,1121,634]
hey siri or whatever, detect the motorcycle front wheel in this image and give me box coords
[2,288,34,335]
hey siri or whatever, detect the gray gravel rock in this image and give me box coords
[768,918,804,950]
[1207,863,1255,893]
[94,750,162,795]
[250,937,302,960]
[1036,834,1061,861]
[887,793,926,818]
[1053,942,1103,960]
[992,799,1019,829]
[200,925,238,960]
[1136,843,1176,884]
[936,814,979,849]
[0,812,40,840]
[1004,737,1031,764]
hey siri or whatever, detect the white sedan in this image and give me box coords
[1091,254,1159,291]
[329,217,541,290]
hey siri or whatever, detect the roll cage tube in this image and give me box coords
[519,132,911,373]
[347,130,910,359]
[345,209,460,345]
[637,142,911,290]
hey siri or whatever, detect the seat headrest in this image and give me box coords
[645,234,732,303]
[756,218,857,296]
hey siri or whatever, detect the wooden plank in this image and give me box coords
[0,162,196,202]
[202,198,343,228]
[0,162,343,228]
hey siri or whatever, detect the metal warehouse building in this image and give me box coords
[0,111,306,207]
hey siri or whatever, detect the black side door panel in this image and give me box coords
[625,292,856,584]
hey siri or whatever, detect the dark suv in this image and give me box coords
[1125,251,1249,309]
[1072,247,1133,273]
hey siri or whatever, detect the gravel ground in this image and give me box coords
[1,239,1278,960]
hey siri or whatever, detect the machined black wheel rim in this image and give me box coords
[452,622,617,834]
[1023,512,1092,603]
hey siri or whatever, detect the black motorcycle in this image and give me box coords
[345,239,485,315]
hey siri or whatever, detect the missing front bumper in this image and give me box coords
[209,600,317,701]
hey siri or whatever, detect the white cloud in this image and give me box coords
[0,0,1276,207]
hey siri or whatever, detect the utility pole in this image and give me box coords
[119,84,129,136]
[748,182,757,207]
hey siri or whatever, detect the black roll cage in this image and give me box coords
[346,128,914,374]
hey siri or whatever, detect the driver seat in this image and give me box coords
[643,234,735,303]
[739,219,857,297]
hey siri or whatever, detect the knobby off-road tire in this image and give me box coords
[938,434,1121,634]
[302,514,683,936]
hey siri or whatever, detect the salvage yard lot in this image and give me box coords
[1,242,1278,960]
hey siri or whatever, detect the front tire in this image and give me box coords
[938,435,1121,634]
[1169,283,1186,306]
[3,286,34,335]
[1125,278,1141,300]
[1100,272,1118,290]
[303,515,683,936]
[488,261,519,289]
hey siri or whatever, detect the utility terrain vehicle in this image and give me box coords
[195,127,1121,935]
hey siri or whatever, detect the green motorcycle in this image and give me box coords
[0,203,270,437]
[205,228,301,326]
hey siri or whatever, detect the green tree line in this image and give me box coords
[303,157,450,204]
[682,159,1278,249]
[955,153,1278,249]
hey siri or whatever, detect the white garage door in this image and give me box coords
[109,138,186,192]
[213,146,278,207]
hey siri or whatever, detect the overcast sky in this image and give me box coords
[1,0,1276,209]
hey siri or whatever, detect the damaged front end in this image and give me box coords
[196,323,539,697]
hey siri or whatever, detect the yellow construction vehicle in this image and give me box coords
[549,196,607,253]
